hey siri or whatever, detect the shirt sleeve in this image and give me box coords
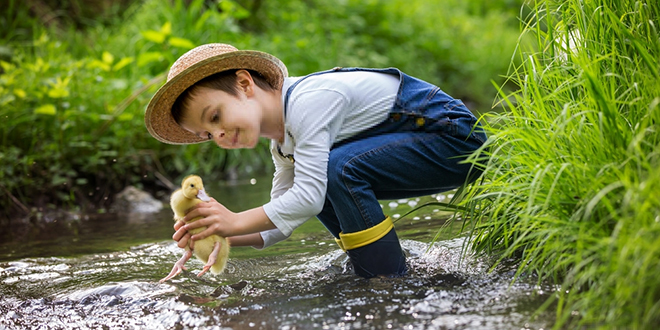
[262,89,347,237]
[258,228,291,249]
[257,140,296,249]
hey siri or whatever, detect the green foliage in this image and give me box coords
[0,0,34,43]
[460,0,660,328]
[0,0,521,217]
[247,0,522,106]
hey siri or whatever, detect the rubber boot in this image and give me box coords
[337,217,407,278]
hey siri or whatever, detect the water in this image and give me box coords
[0,177,556,329]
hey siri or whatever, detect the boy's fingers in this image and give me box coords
[177,233,191,249]
[183,206,196,215]
[190,227,213,242]
[183,208,205,223]
[173,225,187,241]
[183,217,207,231]
[174,220,185,231]
[183,199,215,214]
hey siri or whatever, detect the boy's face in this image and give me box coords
[179,86,262,149]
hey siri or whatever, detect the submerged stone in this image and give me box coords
[111,186,163,213]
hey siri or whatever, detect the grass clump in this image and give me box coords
[460,0,660,328]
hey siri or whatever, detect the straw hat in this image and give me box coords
[145,43,288,145]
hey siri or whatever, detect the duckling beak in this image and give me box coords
[196,189,211,202]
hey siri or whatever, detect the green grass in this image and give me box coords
[459,0,660,328]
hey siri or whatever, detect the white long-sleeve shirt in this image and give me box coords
[259,70,400,248]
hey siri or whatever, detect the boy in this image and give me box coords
[145,43,486,278]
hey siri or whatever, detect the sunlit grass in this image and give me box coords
[458,0,660,328]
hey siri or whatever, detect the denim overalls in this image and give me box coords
[283,67,487,277]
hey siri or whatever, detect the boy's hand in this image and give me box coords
[173,200,275,244]
[181,198,235,240]
[173,220,193,249]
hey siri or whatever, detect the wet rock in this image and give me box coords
[211,281,249,298]
[177,294,214,304]
[111,186,164,214]
[229,281,248,291]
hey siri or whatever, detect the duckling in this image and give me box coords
[160,175,230,283]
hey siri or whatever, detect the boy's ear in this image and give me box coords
[235,69,254,96]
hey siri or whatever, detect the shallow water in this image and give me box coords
[0,178,556,329]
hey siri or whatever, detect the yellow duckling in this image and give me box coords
[160,175,230,283]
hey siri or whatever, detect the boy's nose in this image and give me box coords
[211,127,225,138]
[212,129,228,147]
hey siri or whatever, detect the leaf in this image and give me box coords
[47,88,69,98]
[98,150,118,157]
[34,57,49,72]
[160,22,172,36]
[168,37,195,49]
[102,51,114,64]
[87,59,111,71]
[46,76,70,98]
[69,141,92,148]
[137,52,164,67]
[0,60,13,72]
[34,104,57,115]
[194,11,212,30]
[0,93,15,106]
[112,57,134,71]
[141,30,166,44]
[118,113,134,121]
[14,89,26,98]
[60,75,72,87]
[51,175,67,186]
[219,0,249,19]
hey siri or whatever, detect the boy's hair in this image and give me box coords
[172,69,275,124]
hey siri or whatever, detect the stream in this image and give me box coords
[0,176,555,329]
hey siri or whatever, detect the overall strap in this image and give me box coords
[283,67,402,117]
[283,67,340,117]
[277,67,403,162]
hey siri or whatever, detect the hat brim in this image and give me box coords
[145,50,287,145]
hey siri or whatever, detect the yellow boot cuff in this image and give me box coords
[335,238,346,252]
[338,217,393,251]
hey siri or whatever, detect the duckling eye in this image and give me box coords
[190,184,195,188]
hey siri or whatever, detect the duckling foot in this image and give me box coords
[160,249,193,283]
[198,241,222,277]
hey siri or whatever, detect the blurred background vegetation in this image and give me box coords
[0,0,523,219]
